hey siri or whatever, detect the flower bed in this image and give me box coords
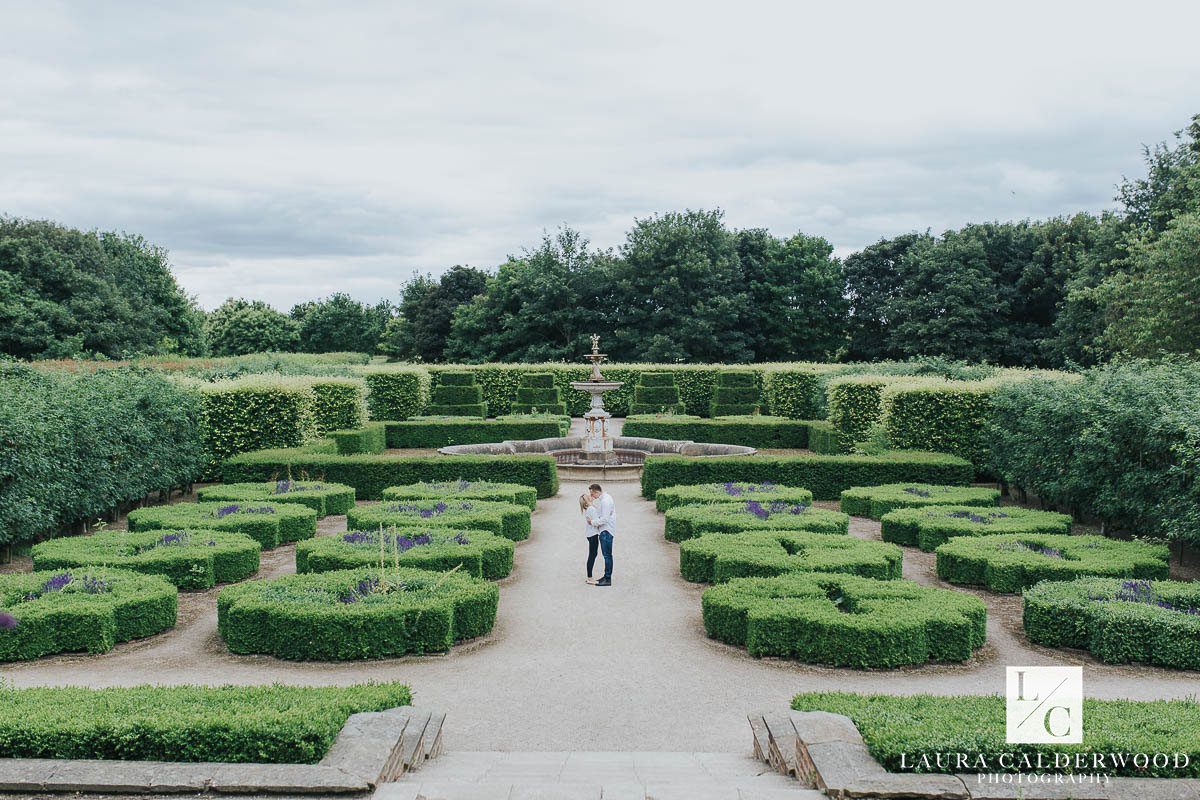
[654,482,814,513]
[127,501,318,549]
[1024,577,1200,670]
[218,567,499,659]
[680,530,903,583]
[790,692,1200,778]
[197,480,356,517]
[296,528,514,579]
[702,573,986,667]
[0,569,177,661]
[641,452,973,500]
[839,483,1000,519]
[936,534,1170,593]
[347,500,531,541]
[880,505,1073,551]
[382,480,537,511]
[31,530,260,590]
[663,501,849,542]
[0,682,412,764]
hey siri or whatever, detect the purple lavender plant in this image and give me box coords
[434,502,448,514]
[788,504,810,515]
[158,532,188,546]
[41,572,73,593]
[745,501,770,520]
[81,576,110,594]
[338,577,380,604]
[0,611,17,630]
[343,530,373,544]
[456,479,472,491]
[723,482,743,497]
[214,504,241,518]
[452,532,471,545]
[274,479,292,495]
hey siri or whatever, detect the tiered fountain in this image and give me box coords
[568,334,624,464]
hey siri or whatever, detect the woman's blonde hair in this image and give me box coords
[578,493,592,513]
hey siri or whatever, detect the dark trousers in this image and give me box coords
[599,531,614,580]
[586,534,599,577]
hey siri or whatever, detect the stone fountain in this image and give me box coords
[568,334,624,464]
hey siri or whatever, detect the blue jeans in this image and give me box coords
[599,531,614,580]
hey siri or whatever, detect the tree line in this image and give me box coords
[2,114,1197,366]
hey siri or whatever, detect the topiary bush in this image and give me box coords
[839,483,1000,519]
[197,377,316,479]
[0,683,413,764]
[663,501,849,542]
[329,422,387,454]
[761,367,823,420]
[382,480,537,510]
[427,372,487,417]
[223,447,559,499]
[642,452,974,501]
[384,416,566,448]
[296,528,514,579]
[936,534,1170,593]
[680,530,902,583]
[880,505,1073,551]
[629,372,687,415]
[622,415,810,448]
[510,372,566,415]
[308,378,367,435]
[127,501,318,549]
[347,500,531,541]
[709,370,762,417]
[0,569,177,661]
[31,530,260,590]
[881,379,997,471]
[654,482,813,513]
[363,368,431,421]
[217,567,498,659]
[701,573,986,667]
[198,481,356,517]
[826,375,897,444]
[1024,577,1200,670]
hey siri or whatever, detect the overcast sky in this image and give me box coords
[2,1,1198,310]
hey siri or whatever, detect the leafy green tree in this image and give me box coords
[0,218,205,359]
[205,298,299,356]
[292,293,392,354]
[843,233,932,361]
[1117,114,1200,236]
[1040,213,1126,366]
[388,266,488,362]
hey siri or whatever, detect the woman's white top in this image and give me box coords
[583,505,600,537]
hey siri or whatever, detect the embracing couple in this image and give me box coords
[579,483,615,587]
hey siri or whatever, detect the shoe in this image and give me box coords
[585,577,597,585]
[594,578,612,587]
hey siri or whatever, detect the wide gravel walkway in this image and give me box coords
[4,480,1199,752]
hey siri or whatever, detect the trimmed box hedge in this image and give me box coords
[710,371,762,417]
[654,482,814,513]
[31,530,260,590]
[641,451,974,500]
[881,505,1073,551]
[308,378,367,435]
[826,375,895,443]
[629,372,686,415]
[363,368,431,421]
[431,384,484,405]
[936,534,1170,593]
[383,416,567,448]
[806,420,846,454]
[437,372,476,386]
[702,573,986,667]
[223,448,560,499]
[790,692,1200,778]
[197,377,315,477]
[510,372,566,415]
[680,530,903,583]
[296,528,514,579]
[839,483,1001,519]
[127,501,319,549]
[198,481,356,517]
[347,500,531,542]
[881,379,996,470]
[382,480,538,510]
[217,567,499,659]
[0,683,412,764]
[761,367,823,420]
[0,569,177,661]
[425,403,487,417]
[663,501,849,542]
[329,422,387,454]
[623,415,810,449]
[1024,577,1200,671]
[520,372,555,389]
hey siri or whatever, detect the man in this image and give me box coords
[588,483,615,586]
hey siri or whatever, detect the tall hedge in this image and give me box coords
[197,377,315,478]
[308,378,366,434]
[363,367,431,420]
[826,375,898,443]
[761,367,824,420]
[880,379,997,470]
[0,364,205,546]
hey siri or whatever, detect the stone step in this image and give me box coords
[375,781,827,799]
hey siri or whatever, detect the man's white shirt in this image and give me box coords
[594,492,617,535]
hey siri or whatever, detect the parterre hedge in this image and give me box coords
[296,528,514,579]
[663,501,849,542]
[382,480,538,510]
[347,500,531,541]
[709,370,762,417]
[630,372,687,415]
[622,415,810,449]
[127,501,319,549]
[839,483,1000,519]
[1024,578,1200,671]
[790,692,1200,778]
[198,481,356,517]
[654,482,813,513]
[0,683,413,764]
[702,573,986,667]
[31,530,260,590]
[936,534,1170,593]
[363,368,430,421]
[218,567,499,659]
[511,372,566,415]
[641,451,973,500]
[330,422,387,454]
[680,530,902,583]
[223,447,560,499]
[428,371,487,417]
[806,420,846,454]
[880,505,1073,551]
[0,569,177,661]
[383,416,567,448]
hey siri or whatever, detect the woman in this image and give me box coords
[579,492,601,584]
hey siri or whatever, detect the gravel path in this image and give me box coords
[3,482,1198,752]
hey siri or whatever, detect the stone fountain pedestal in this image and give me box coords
[570,379,624,463]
